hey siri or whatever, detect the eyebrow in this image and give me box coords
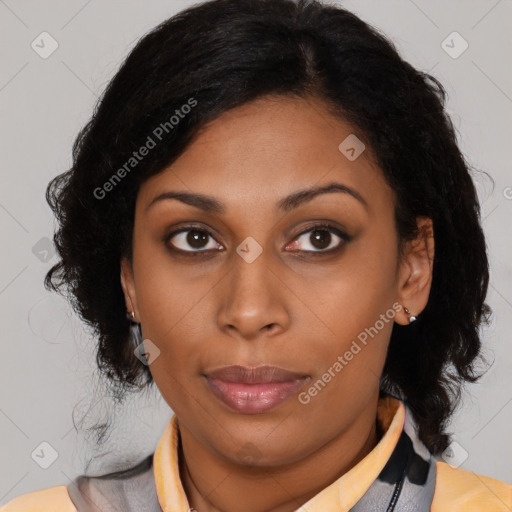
[145,181,368,214]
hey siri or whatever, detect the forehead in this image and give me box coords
[137,95,394,218]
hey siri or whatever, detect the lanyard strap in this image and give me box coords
[350,430,436,512]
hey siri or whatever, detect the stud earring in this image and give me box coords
[403,307,417,323]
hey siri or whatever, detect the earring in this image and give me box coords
[125,310,143,348]
[131,322,143,348]
[403,307,417,323]
[130,319,143,350]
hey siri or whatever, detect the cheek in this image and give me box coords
[296,298,395,420]
[130,250,210,385]
[291,225,398,382]
[132,226,209,333]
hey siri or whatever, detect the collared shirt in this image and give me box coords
[2,396,511,511]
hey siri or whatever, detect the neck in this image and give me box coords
[177,409,380,512]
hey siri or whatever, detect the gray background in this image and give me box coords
[1,0,511,505]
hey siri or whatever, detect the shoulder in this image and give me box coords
[0,485,77,511]
[432,460,512,511]
[0,454,156,512]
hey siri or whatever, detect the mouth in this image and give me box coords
[203,365,310,414]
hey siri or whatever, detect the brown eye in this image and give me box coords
[166,228,222,252]
[309,228,332,250]
[288,224,350,254]
[186,229,209,249]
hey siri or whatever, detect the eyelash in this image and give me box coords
[163,222,351,258]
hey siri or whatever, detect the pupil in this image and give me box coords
[311,229,330,249]
[187,230,208,248]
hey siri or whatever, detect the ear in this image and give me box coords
[395,216,435,325]
[120,257,140,323]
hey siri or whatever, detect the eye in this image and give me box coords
[164,222,350,256]
[286,223,350,254]
[165,227,222,253]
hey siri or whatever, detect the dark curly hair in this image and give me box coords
[45,0,492,455]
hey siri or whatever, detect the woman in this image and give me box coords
[2,0,510,510]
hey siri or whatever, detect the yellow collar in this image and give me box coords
[153,396,405,512]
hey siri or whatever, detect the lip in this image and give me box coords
[205,364,307,383]
[203,365,309,414]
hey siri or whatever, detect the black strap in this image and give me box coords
[350,431,436,512]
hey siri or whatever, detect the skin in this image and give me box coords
[120,95,434,512]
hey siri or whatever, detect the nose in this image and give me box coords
[216,247,291,341]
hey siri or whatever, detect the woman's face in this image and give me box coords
[121,95,432,466]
